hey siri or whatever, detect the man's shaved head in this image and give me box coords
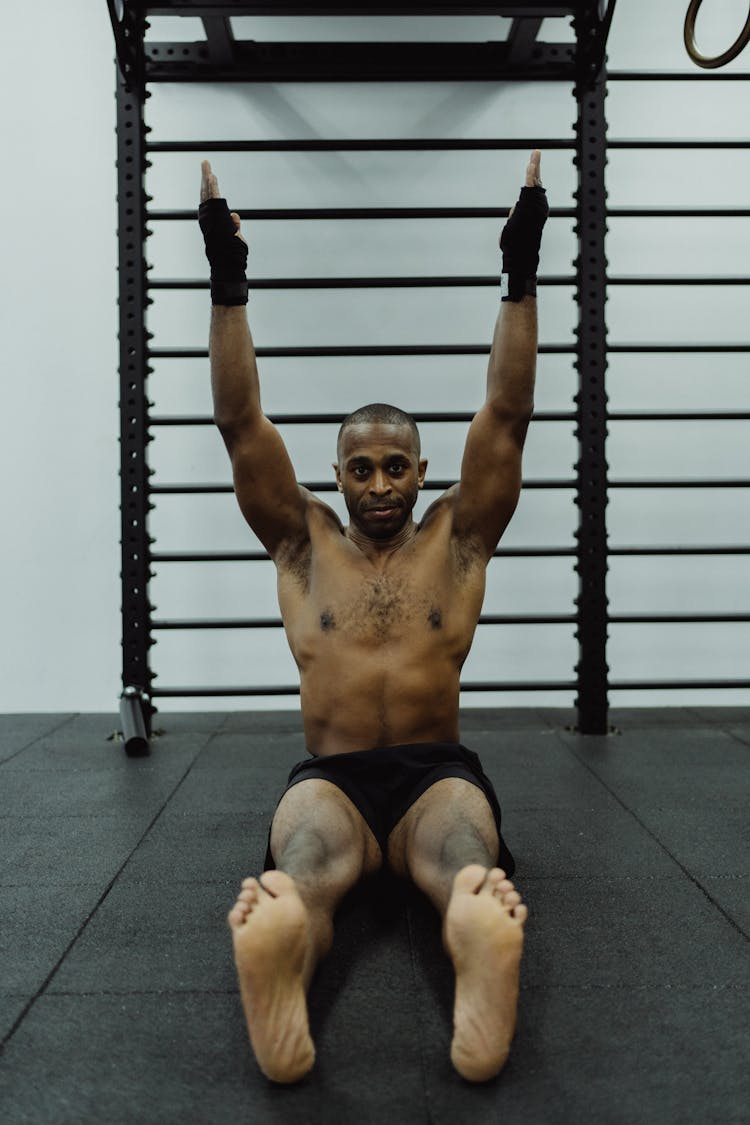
[337,403,420,461]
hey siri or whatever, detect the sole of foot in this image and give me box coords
[444,864,527,1083]
[228,870,316,1084]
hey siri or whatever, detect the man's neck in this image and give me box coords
[345,518,418,563]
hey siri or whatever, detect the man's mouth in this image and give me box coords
[365,504,399,516]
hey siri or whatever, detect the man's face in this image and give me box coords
[334,423,427,540]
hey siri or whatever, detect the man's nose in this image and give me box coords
[369,470,391,494]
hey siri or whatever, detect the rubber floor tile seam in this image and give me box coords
[0,714,79,770]
[0,723,228,1050]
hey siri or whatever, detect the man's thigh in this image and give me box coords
[268,777,383,878]
[387,777,500,878]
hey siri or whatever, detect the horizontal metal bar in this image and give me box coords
[148,206,577,221]
[149,546,750,563]
[608,208,750,218]
[144,42,576,82]
[608,70,750,81]
[138,412,738,430]
[151,685,303,698]
[152,613,577,629]
[151,479,750,494]
[148,274,574,290]
[608,412,750,422]
[150,546,578,562]
[153,618,281,629]
[609,545,750,556]
[609,679,750,690]
[148,343,575,358]
[149,410,576,425]
[608,140,750,149]
[150,275,748,291]
[151,550,272,562]
[144,3,578,14]
[459,681,578,691]
[609,277,750,287]
[150,679,579,699]
[607,344,750,354]
[146,138,576,153]
[150,478,576,494]
[609,479,750,489]
[609,614,750,624]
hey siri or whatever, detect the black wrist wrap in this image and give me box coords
[198,198,249,306]
[499,185,549,302]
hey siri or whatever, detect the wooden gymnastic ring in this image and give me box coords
[684,0,750,69]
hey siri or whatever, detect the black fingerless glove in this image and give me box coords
[198,198,249,306]
[499,185,549,302]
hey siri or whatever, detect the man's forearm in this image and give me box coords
[210,305,262,433]
[485,296,537,418]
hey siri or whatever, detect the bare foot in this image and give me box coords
[227,870,316,1083]
[444,864,527,1083]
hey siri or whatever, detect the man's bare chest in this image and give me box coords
[314,569,444,641]
[279,534,484,649]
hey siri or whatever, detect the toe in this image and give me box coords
[480,868,508,896]
[227,903,248,930]
[453,865,490,894]
[512,903,529,924]
[502,891,522,909]
[258,869,298,898]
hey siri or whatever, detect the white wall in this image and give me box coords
[1,2,120,712]
[1,0,748,713]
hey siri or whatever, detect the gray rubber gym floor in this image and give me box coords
[1,707,748,1124]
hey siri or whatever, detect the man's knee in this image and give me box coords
[437,821,497,871]
[397,778,500,878]
[274,823,336,875]
[269,778,381,884]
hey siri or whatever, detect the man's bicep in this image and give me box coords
[453,405,530,556]
[222,415,309,556]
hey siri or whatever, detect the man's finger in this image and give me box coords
[230,211,248,246]
[200,158,222,202]
[525,149,542,188]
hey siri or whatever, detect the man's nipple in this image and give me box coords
[320,611,335,632]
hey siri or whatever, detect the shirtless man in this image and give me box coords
[198,151,548,1084]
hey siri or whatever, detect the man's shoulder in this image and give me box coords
[418,484,459,532]
[418,485,487,571]
[274,492,343,576]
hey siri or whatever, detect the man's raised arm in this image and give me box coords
[199,161,308,558]
[452,151,548,559]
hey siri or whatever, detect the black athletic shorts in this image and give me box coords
[264,741,515,878]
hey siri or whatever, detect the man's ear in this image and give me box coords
[417,458,428,488]
[333,462,343,493]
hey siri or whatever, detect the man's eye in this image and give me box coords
[390,464,405,475]
[353,466,369,478]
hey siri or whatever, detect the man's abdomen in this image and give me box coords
[299,647,462,756]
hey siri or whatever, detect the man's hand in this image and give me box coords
[500,149,548,301]
[199,160,249,304]
[200,159,246,246]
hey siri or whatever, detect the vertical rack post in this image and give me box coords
[115,4,154,746]
[573,4,610,733]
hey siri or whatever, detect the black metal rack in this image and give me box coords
[598,67,750,703]
[110,1,748,750]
